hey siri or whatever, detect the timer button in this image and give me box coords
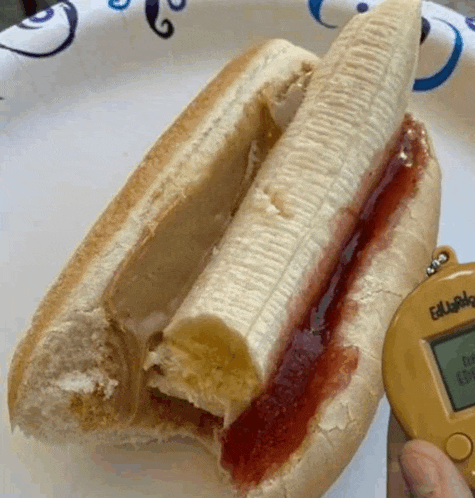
[446,433,473,462]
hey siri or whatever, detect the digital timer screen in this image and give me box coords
[431,324,475,412]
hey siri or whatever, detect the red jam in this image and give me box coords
[220,115,429,488]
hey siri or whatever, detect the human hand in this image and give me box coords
[387,412,474,497]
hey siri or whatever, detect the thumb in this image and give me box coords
[399,439,473,497]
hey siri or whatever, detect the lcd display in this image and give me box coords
[431,324,475,411]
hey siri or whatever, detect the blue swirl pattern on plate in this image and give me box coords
[308,0,372,28]
[108,0,187,39]
[308,0,337,29]
[109,0,132,10]
[0,0,472,103]
[167,0,187,12]
[308,0,466,92]
[0,1,77,58]
[18,7,55,28]
[413,19,463,92]
[0,0,188,99]
[145,0,187,39]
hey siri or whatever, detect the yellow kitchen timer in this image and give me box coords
[383,246,475,488]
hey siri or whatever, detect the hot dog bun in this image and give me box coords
[8,0,440,496]
[7,38,321,448]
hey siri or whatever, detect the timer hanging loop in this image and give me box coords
[426,246,458,277]
[427,252,449,276]
[383,244,475,488]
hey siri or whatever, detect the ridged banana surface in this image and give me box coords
[146,0,422,423]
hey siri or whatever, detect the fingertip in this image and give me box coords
[399,439,473,497]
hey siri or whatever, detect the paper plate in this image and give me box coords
[2,0,475,496]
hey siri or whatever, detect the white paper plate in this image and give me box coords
[2,0,475,496]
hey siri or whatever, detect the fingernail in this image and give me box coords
[399,450,440,497]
